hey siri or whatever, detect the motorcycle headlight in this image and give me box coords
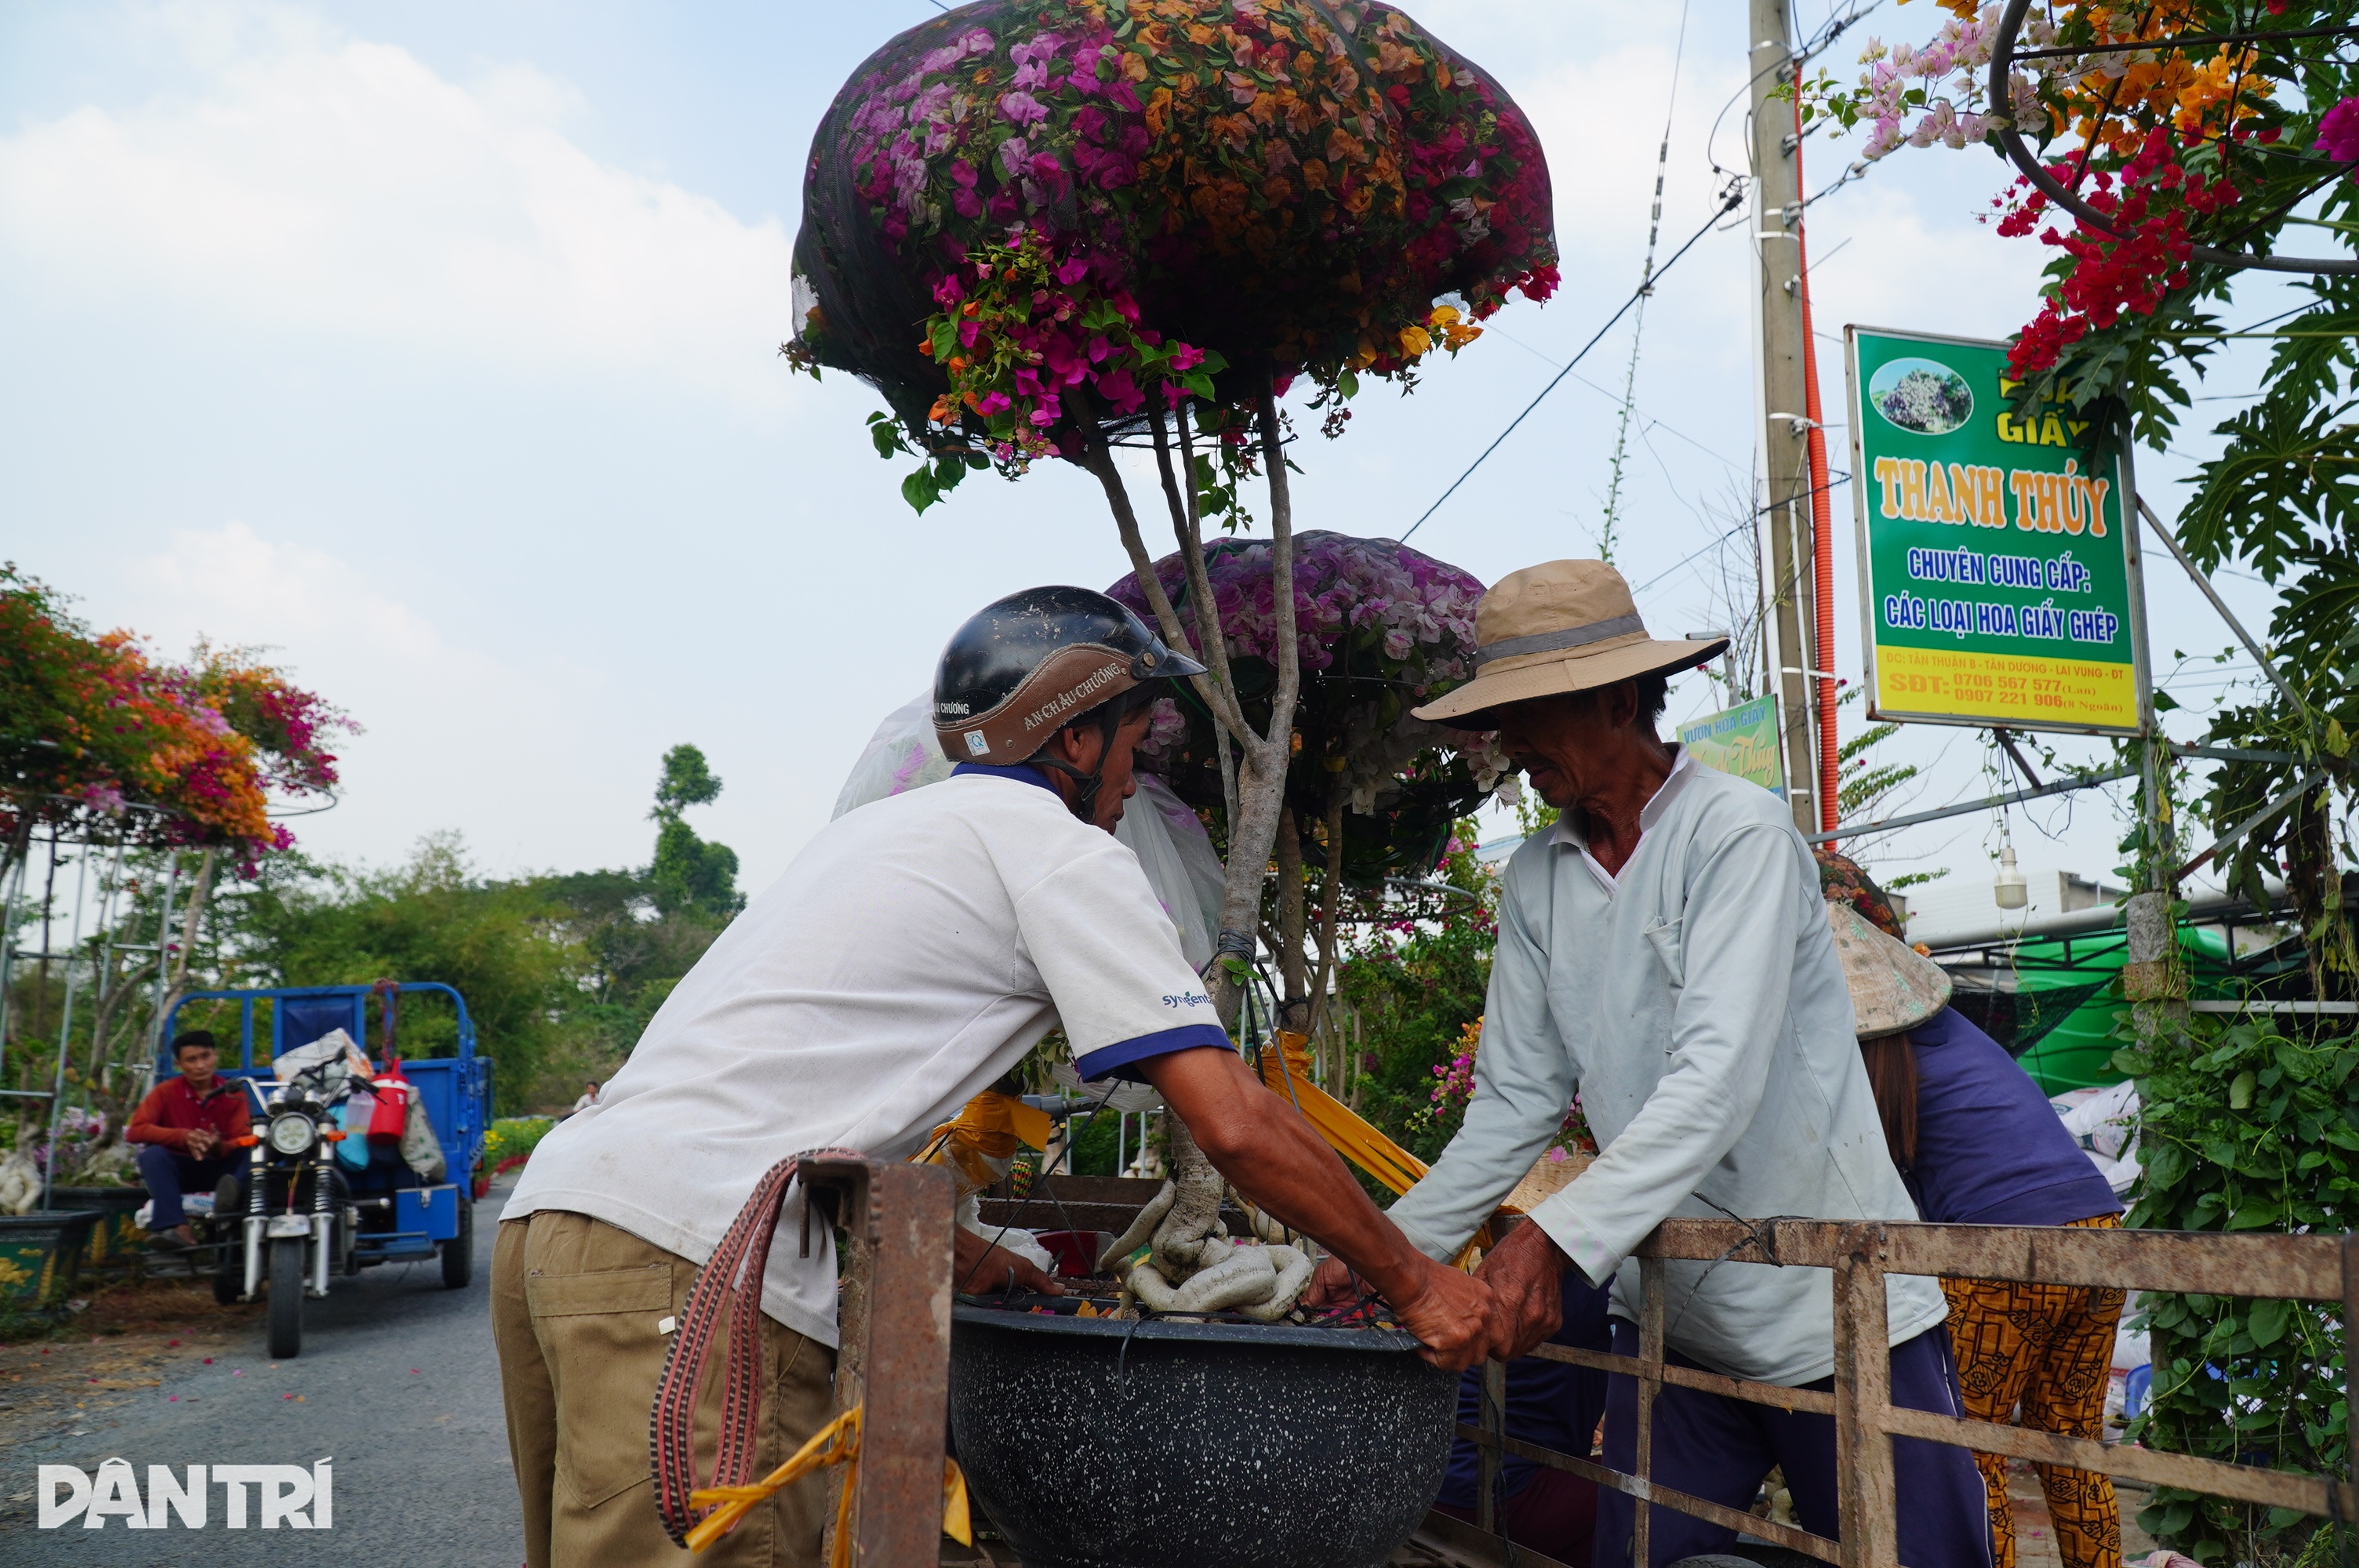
[267,1112,317,1156]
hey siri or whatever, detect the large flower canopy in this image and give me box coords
[1107,530,1507,881]
[789,0,1557,470]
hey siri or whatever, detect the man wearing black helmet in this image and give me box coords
[494,586,1493,1568]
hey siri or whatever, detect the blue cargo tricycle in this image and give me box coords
[156,983,494,1357]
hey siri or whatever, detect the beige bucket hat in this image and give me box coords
[1827,899,1952,1039]
[1412,559,1728,727]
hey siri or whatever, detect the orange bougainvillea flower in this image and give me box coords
[2,567,348,870]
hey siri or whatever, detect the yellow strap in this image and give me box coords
[687,1406,972,1558]
[1256,1030,1427,1195]
[689,1406,861,1553]
[918,1089,1052,1192]
[1257,1031,1501,1265]
[942,1457,972,1547]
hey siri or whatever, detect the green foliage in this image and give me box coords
[1336,824,1497,1167]
[226,835,586,1112]
[481,1116,557,1171]
[645,744,743,919]
[652,744,723,816]
[529,866,722,1054]
[650,817,742,920]
[1062,1108,1124,1178]
[2115,1018,2358,1562]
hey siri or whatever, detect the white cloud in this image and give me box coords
[0,11,796,408]
[120,521,638,877]
[133,519,448,662]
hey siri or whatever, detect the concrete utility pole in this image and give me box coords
[1750,0,1819,837]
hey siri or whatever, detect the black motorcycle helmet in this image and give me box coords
[934,586,1206,822]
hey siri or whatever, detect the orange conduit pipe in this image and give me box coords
[1794,99,1841,838]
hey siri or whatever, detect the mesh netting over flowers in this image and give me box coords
[1107,530,1509,881]
[789,0,1556,477]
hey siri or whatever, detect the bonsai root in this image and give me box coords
[1107,1117,1314,1319]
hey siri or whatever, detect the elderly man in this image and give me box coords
[1364,561,1990,1566]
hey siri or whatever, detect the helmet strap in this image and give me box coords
[1030,701,1127,825]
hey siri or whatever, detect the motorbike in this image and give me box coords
[205,1060,354,1359]
[169,982,491,1359]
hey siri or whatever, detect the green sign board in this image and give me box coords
[1677,693,1785,798]
[1845,326,2150,737]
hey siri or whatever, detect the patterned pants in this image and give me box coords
[1941,1213,2127,1568]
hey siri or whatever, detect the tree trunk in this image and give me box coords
[162,849,217,1022]
[1274,808,1309,1029]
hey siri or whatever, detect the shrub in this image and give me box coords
[2116,1019,2357,1563]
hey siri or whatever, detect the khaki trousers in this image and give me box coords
[493,1210,834,1568]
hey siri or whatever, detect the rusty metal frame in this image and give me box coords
[799,1156,956,1568]
[1455,1218,2357,1565]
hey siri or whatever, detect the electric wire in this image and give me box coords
[1398,189,1747,543]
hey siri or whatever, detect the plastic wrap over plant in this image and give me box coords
[834,690,1226,967]
[1107,529,1510,882]
[789,0,1557,458]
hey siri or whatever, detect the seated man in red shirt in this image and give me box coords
[127,1031,254,1248]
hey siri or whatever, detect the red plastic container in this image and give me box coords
[1032,1229,1114,1279]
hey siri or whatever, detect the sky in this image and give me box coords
[0,0,2296,920]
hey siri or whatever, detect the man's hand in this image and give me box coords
[1300,1249,1500,1371]
[952,1226,1063,1297]
[1378,1256,1496,1371]
[1139,1047,1499,1370]
[1474,1217,1570,1360]
[185,1129,219,1160]
[1300,1254,1357,1313]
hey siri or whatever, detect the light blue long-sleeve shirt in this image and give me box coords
[1385,752,1949,1386]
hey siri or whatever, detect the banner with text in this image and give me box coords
[1845,325,2146,736]
[1677,693,1786,798]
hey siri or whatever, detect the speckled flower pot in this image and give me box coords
[948,1305,1455,1568]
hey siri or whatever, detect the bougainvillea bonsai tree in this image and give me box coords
[787,0,1554,1316]
[1108,529,1510,1038]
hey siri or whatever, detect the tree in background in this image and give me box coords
[648,744,743,919]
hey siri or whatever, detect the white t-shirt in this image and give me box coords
[504,766,1227,1346]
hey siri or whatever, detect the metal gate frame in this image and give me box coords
[1461,1218,2356,1564]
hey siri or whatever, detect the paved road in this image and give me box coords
[3,1181,523,1566]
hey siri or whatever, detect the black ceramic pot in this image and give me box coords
[948,1305,1455,1568]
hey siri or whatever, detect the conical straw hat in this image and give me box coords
[1826,898,1951,1039]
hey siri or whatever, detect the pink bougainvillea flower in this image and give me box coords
[974,390,1012,416]
[1170,343,1205,371]
[2320,97,2359,163]
[1094,366,1143,414]
[997,90,1049,128]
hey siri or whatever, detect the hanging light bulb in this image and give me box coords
[1994,844,2028,910]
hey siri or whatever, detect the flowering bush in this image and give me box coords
[1404,1014,1596,1153]
[0,566,347,870]
[787,0,1555,505]
[1794,1,2324,379]
[1106,529,1511,879]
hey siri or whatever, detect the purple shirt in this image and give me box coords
[1903,1007,2121,1228]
